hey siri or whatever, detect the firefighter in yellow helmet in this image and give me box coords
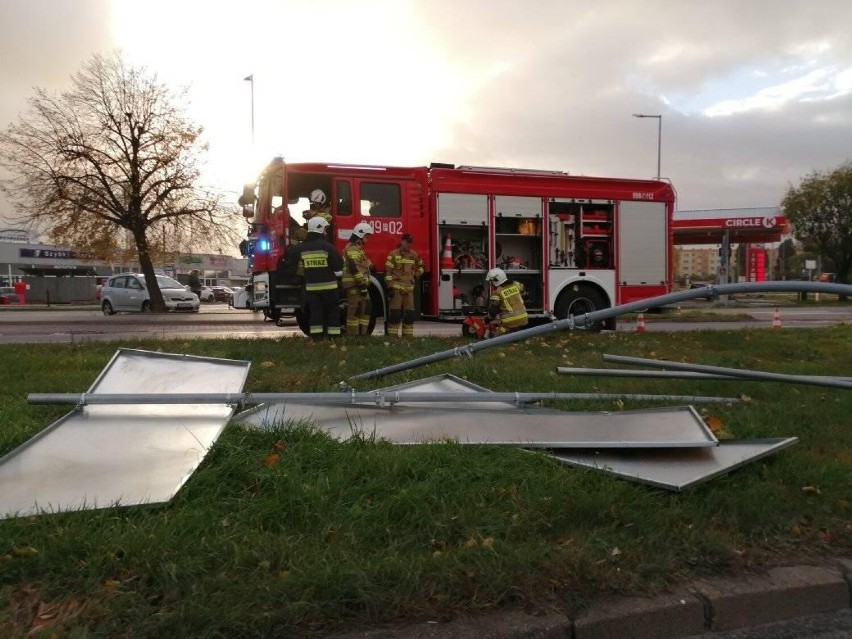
[342,222,375,335]
[384,233,424,337]
[484,268,528,336]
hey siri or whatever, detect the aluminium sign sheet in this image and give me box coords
[550,438,799,492]
[237,398,717,448]
[0,349,250,519]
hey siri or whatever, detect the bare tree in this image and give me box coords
[0,52,240,311]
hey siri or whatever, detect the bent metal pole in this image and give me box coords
[27,390,740,407]
[601,354,852,391]
[351,281,852,381]
[555,367,852,382]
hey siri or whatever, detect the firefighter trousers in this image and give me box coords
[305,290,341,338]
[344,288,370,335]
[387,288,415,337]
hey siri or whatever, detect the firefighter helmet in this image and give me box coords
[307,216,329,233]
[310,189,327,206]
[352,222,374,239]
[485,268,508,286]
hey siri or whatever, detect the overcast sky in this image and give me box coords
[2,0,851,228]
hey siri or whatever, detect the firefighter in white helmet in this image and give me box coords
[308,188,333,224]
[284,215,344,338]
[341,222,375,335]
[484,267,528,336]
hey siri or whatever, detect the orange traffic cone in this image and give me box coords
[440,235,454,269]
[635,312,647,333]
[772,307,782,330]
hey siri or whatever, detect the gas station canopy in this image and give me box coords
[673,207,787,245]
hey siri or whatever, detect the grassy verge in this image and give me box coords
[1,327,851,637]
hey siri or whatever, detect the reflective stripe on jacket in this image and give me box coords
[488,281,528,329]
[287,237,343,292]
[385,248,424,292]
[342,242,372,290]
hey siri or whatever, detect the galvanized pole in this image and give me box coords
[351,281,852,381]
[28,390,739,407]
[601,354,852,391]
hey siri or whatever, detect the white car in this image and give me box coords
[198,286,215,302]
[101,273,200,314]
[229,286,252,309]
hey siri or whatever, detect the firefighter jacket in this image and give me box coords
[310,207,333,223]
[385,247,424,292]
[487,280,528,330]
[342,241,372,290]
[286,235,343,292]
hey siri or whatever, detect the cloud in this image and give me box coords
[2,0,852,224]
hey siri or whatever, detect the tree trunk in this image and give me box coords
[135,228,167,312]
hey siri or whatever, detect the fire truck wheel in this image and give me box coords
[263,308,282,323]
[295,308,310,336]
[554,286,607,332]
[366,285,383,336]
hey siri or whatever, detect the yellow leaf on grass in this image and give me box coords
[462,538,478,548]
[103,579,120,593]
[12,546,38,557]
[801,486,821,495]
[260,361,275,368]
[704,415,725,432]
[264,453,280,467]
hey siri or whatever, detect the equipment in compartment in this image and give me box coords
[549,200,613,268]
[517,219,540,235]
[576,239,611,269]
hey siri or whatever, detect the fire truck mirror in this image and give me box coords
[239,184,256,205]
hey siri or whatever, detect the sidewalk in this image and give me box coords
[326,557,852,639]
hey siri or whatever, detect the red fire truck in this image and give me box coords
[239,157,675,334]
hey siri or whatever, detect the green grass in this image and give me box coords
[1,328,851,637]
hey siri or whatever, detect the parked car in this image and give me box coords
[689,282,714,300]
[101,274,200,314]
[211,286,233,302]
[0,286,19,305]
[229,286,251,309]
[198,286,215,302]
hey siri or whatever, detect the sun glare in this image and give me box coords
[109,0,471,196]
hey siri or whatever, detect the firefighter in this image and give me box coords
[285,216,344,338]
[342,222,375,335]
[308,189,333,223]
[384,233,424,337]
[484,268,528,336]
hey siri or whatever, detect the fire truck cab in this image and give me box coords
[240,158,675,335]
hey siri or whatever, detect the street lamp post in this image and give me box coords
[632,113,662,179]
[244,74,255,145]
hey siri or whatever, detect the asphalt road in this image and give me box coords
[0,303,850,344]
[687,609,852,639]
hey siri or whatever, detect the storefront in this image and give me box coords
[0,232,248,301]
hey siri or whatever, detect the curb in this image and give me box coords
[325,558,852,639]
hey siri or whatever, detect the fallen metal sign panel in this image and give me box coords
[375,373,493,394]
[373,373,521,410]
[237,403,717,448]
[0,349,250,519]
[550,438,799,491]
